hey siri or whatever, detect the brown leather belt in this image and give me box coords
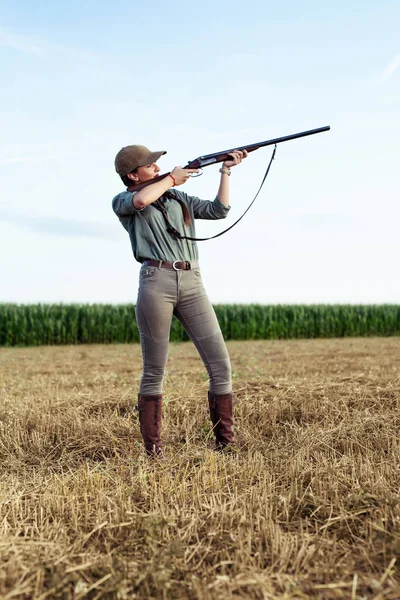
[142,259,199,271]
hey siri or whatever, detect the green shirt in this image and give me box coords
[112,189,231,263]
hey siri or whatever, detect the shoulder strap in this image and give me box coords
[153,145,277,242]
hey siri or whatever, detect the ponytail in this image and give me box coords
[164,191,191,227]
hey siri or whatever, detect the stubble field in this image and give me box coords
[0,338,399,599]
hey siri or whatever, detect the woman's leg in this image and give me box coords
[135,266,176,454]
[173,268,234,449]
[135,266,176,395]
[173,269,232,395]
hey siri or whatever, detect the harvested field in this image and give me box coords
[0,338,399,599]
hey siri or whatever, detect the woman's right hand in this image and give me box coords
[170,166,200,185]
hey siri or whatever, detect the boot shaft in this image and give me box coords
[208,391,235,449]
[137,394,163,456]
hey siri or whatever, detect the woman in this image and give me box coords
[112,144,247,456]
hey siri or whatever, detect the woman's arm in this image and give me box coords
[216,149,248,207]
[133,166,200,210]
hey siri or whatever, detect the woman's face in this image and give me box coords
[133,162,160,183]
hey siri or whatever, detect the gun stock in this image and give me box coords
[128,171,172,193]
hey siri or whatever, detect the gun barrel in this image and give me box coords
[185,126,330,168]
[241,125,331,153]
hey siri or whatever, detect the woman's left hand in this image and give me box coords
[223,149,248,168]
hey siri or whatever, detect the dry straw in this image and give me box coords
[0,337,399,598]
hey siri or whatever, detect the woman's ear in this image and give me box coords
[127,172,139,183]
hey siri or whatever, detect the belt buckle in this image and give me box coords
[172,261,182,271]
[173,261,191,270]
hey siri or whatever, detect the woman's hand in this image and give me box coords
[223,149,248,169]
[170,166,200,185]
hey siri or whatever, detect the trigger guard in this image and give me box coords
[189,169,203,178]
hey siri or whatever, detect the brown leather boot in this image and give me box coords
[136,394,163,456]
[208,391,235,451]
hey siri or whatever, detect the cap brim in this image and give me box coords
[137,150,167,167]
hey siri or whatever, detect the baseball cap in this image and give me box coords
[114,145,167,176]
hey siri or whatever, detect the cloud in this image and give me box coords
[0,27,95,62]
[378,54,400,83]
[0,155,59,166]
[0,210,120,240]
[0,28,47,57]
[0,145,83,166]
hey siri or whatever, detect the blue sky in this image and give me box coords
[0,0,399,304]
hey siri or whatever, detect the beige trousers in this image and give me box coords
[135,264,232,396]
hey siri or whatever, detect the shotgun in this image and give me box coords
[128,125,330,192]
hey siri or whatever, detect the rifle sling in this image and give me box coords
[153,145,277,242]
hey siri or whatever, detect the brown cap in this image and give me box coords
[114,145,167,176]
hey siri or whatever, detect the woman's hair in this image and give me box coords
[120,168,137,188]
[164,190,191,227]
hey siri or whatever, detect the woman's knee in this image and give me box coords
[140,365,165,395]
[209,356,232,393]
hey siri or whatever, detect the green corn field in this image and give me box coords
[0,304,399,347]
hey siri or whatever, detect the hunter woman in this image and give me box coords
[112,144,247,456]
